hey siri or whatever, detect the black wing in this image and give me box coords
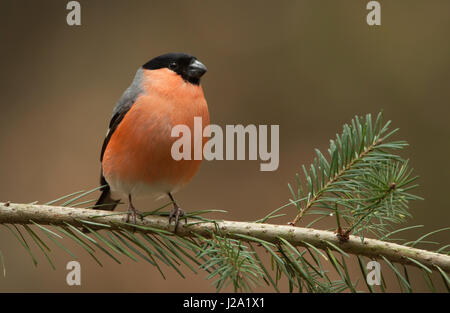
[100,101,134,162]
[95,68,143,211]
[95,99,135,211]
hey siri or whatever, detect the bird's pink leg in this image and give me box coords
[125,194,144,224]
[168,193,187,232]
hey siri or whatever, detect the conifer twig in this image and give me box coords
[1,202,449,272]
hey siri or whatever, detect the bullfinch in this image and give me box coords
[94,53,209,231]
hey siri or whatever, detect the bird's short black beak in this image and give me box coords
[187,59,207,79]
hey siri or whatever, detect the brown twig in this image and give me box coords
[0,201,449,272]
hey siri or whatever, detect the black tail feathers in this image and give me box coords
[95,187,120,211]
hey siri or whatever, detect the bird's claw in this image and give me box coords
[125,209,144,224]
[169,206,187,232]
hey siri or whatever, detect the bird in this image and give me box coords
[94,53,209,231]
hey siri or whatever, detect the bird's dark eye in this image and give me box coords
[168,62,177,70]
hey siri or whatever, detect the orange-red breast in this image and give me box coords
[95,53,209,230]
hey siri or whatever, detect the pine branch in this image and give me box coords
[1,202,449,273]
[289,136,383,226]
[0,111,446,292]
[285,112,419,241]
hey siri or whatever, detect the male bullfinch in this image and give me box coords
[94,53,209,231]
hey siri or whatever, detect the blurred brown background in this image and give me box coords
[0,0,449,292]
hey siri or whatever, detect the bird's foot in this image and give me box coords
[169,205,187,232]
[125,207,144,224]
